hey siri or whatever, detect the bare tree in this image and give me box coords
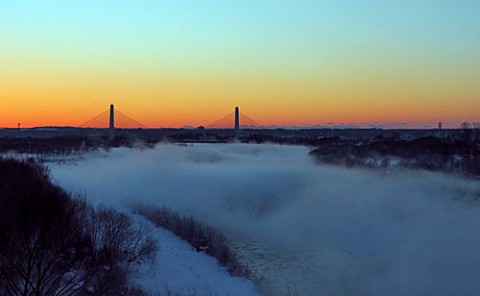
[0,160,157,296]
[85,207,157,296]
[473,122,480,157]
[0,194,95,296]
[461,122,472,157]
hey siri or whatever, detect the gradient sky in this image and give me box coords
[0,0,479,128]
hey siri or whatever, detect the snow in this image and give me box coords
[130,213,259,296]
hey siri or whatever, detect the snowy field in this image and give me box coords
[130,212,258,295]
[49,143,480,296]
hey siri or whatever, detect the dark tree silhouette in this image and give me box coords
[0,159,156,296]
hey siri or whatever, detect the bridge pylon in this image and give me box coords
[109,104,115,141]
[79,104,147,136]
[207,106,261,140]
[234,106,240,140]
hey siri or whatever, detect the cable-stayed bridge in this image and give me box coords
[79,106,147,129]
[78,104,262,140]
[207,110,261,129]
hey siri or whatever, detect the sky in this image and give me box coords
[0,0,479,128]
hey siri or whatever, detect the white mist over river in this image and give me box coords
[49,144,480,296]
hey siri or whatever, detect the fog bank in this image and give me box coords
[50,144,480,296]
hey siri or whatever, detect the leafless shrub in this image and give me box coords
[133,205,248,277]
[82,206,158,296]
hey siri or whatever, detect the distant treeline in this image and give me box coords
[0,137,103,155]
[0,136,157,156]
[310,133,480,176]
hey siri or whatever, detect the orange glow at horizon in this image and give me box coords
[1,88,478,129]
[1,69,478,129]
[0,68,478,129]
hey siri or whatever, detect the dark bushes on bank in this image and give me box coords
[134,205,248,277]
